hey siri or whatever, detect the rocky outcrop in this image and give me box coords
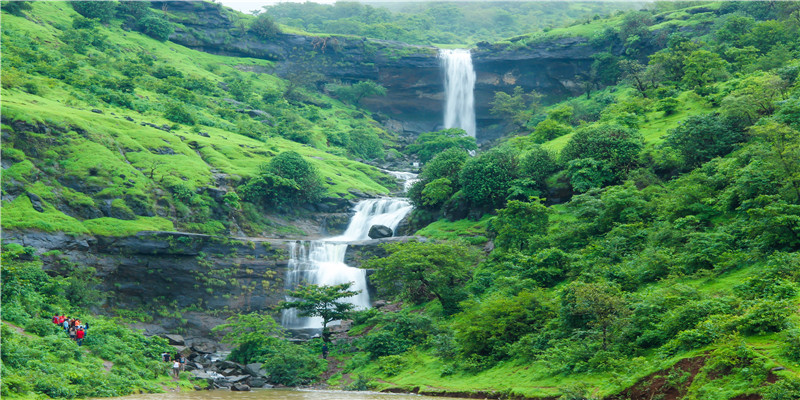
[4,230,290,335]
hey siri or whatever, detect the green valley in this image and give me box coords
[2,1,799,399]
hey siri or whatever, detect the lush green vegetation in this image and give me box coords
[3,0,800,399]
[0,1,395,237]
[321,2,800,398]
[1,245,188,398]
[263,1,643,46]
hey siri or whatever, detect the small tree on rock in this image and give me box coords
[280,283,361,342]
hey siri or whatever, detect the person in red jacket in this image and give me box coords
[76,327,85,346]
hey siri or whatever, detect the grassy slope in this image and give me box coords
[1,2,392,237]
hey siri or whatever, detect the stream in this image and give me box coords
[100,390,463,400]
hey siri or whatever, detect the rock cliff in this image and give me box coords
[4,229,412,334]
[155,1,617,142]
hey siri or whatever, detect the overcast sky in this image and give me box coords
[217,0,642,14]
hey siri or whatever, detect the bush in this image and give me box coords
[664,113,744,169]
[71,1,116,20]
[250,14,280,40]
[361,330,411,359]
[163,102,195,125]
[259,341,325,386]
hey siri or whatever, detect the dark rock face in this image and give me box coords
[155,1,620,142]
[4,231,290,336]
[368,225,393,239]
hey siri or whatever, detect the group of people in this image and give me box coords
[52,314,88,346]
[162,352,187,379]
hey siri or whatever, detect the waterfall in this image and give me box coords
[282,197,413,330]
[440,48,477,138]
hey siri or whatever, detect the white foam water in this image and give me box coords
[440,48,477,138]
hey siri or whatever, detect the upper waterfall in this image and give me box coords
[440,48,477,138]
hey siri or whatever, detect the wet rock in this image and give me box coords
[247,377,268,387]
[228,375,250,383]
[198,131,210,137]
[368,225,393,239]
[231,383,251,391]
[91,109,103,114]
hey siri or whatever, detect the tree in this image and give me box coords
[138,14,172,42]
[406,128,476,163]
[664,113,745,169]
[490,87,542,127]
[720,73,786,126]
[250,13,280,40]
[491,198,550,252]
[460,146,519,211]
[365,241,478,315]
[750,121,800,202]
[212,313,285,347]
[561,123,642,179]
[560,281,629,350]
[280,283,361,342]
[328,80,386,105]
[682,50,728,89]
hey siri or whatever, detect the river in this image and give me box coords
[102,389,463,400]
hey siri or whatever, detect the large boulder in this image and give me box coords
[162,334,185,345]
[231,383,251,391]
[368,225,393,239]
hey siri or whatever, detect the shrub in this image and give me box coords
[163,102,195,125]
[71,1,116,20]
[250,14,280,40]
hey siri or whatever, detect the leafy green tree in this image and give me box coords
[409,147,468,210]
[490,86,542,127]
[567,158,614,193]
[366,241,477,315]
[560,281,629,350]
[406,128,476,164]
[561,123,642,179]
[421,178,453,207]
[682,50,729,89]
[328,80,386,105]
[347,127,384,160]
[519,145,559,191]
[491,198,549,252]
[71,1,116,20]
[163,102,195,125]
[721,73,786,126]
[138,14,173,42]
[268,151,325,201]
[533,118,572,142]
[460,146,519,211]
[212,312,285,347]
[750,121,800,203]
[280,283,361,342]
[664,113,745,168]
[453,291,553,361]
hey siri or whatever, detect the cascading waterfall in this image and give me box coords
[282,179,415,330]
[440,48,477,138]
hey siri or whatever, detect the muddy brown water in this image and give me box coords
[102,389,464,400]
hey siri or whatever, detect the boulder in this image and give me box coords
[231,383,251,391]
[244,363,265,377]
[27,192,44,213]
[163,334,185,346]
[368,225,393,239]
[247,377,269,387]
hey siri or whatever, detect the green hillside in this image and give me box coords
[1,1,394,237]
[2,1,800,399]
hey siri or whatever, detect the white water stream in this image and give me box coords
[440,48,477,138]
[281,176,415,329]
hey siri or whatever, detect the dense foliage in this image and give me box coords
[263,1,642,46]
[1,246,177,398]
